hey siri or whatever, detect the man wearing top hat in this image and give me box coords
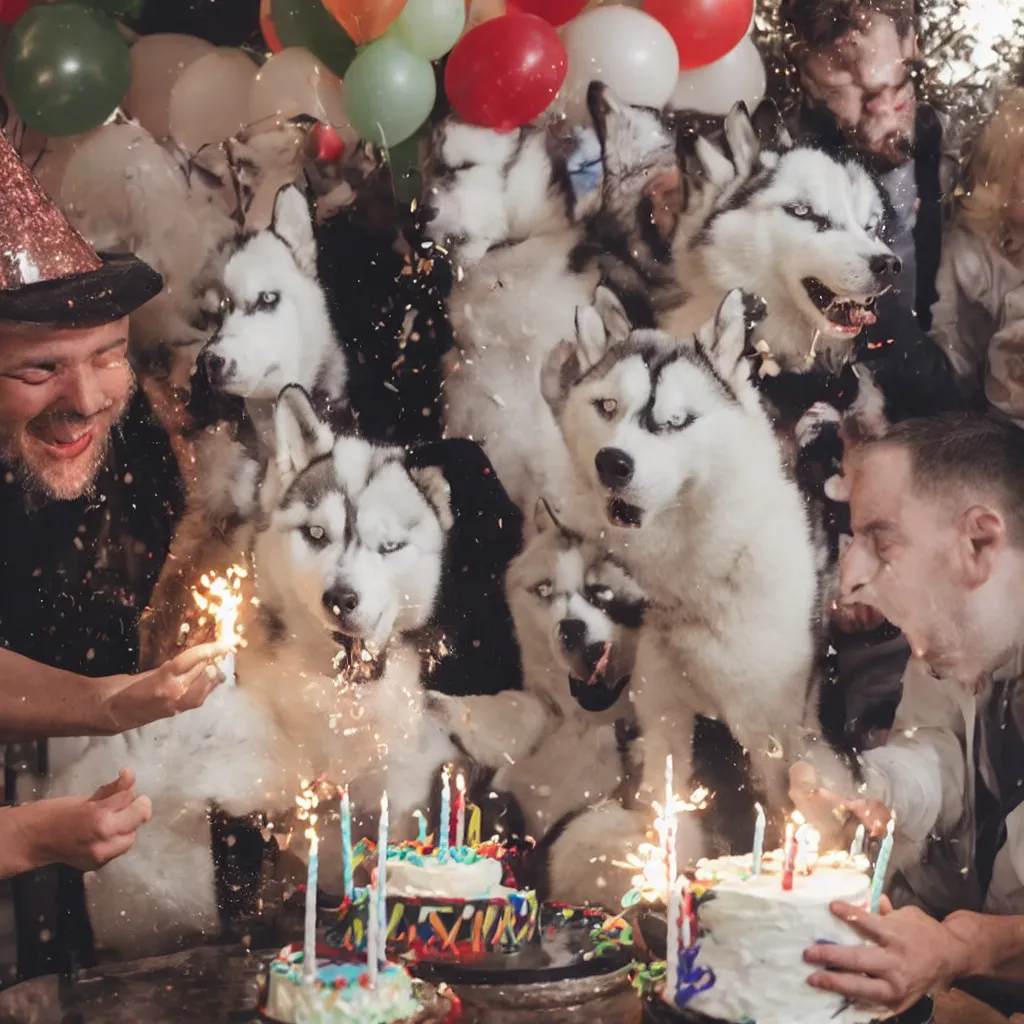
[0,129,228,982]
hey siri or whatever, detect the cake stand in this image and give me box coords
[640,993,936,1024]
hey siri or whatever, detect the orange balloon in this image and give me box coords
[260,0,284,53]
[320,0,406,45]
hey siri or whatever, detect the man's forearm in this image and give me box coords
[945,911,1024,983]
[0,805,45,878]
[0,647,108,741]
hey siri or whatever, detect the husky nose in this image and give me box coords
[558,619,587,652]
[595,447,634,490]
[202,351,228,386]
[869,253,902,277]
[323,587,359,617]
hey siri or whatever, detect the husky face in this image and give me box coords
[555,288,765,530]
[198,185,346,401]
[508,500,646,713]
[256,388,452,648]
[420,120,575,265]
[690,104,896,358]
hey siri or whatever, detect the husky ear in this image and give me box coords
[643,167,685,242]
[750,99,793,152]
[705,289,766,376]
[534,497,563,535]
[594,285,631,346]
[694,136,735,189]
[271,184,317,276]
[724,101,760,175]
[409,465,454,533]
[274,385,334,486]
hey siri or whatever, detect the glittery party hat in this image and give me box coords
[0,127,162,328]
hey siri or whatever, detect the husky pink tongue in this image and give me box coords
[849,306,877,326]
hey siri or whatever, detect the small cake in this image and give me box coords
[327,843,539,959]
[648,850,882,1024]
[260,943,458,1024]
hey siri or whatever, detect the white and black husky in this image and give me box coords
[645,102,899,371]
[421,91,680,521]
[545,288,838,905]
[49,388,455,956]
[434,497,644,843]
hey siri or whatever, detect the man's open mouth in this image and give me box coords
[802,278,878,334]
[608,497,644,529]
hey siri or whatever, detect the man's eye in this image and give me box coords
[14,369,55,385]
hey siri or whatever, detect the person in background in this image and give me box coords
[0,127,225,982]
[929,89,1024,425]
[790,414,1024,1014]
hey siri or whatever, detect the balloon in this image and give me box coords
[511,0,586,26]
[249,47,357,153]
[557,7,678,123]
[388,0,465,61]
[260,0,284,53]
[0,0,29,27]
[670,35,764,116]
[321,0,406,45]
[3,4,132,137]
[343,36,435,147]
[168,48,257,152]
[124,33,215,141]
[271,0,356,76]
[645,0,753,71]
[445,13,565,132]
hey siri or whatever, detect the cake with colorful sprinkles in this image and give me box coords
[641,846,887,1024]
[259,944,457,1024]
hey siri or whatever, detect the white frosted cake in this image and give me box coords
[386,848,512,899]
[670,851,885,1024]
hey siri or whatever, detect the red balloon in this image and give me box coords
[645,0,753,71]
[445,13,566,133]
[512,0,587,26]
[0,0,30,26]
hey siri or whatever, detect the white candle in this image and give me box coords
[220,651,236,687]
[438,767,451,863]
[303,829,319,984]
[377,792,389,965]
[666,875,680,1003]
[752,803,765,876]
[850,823,866,859]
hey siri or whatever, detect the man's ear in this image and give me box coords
[960,505,1006,588]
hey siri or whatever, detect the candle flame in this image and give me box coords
[191,564,247,647]
[456,773,466,794]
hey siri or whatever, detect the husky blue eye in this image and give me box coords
[255,291,280,311]
[593,398,617,419]
[301,524,327,545]
[378,540,408,555]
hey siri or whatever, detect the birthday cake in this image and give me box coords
[259,944,458,1024]
[647,849,886,1024]
[327,843,539,959]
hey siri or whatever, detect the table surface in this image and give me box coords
[0,945,1010,1024]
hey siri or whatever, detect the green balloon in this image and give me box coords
[388,0,465,62]
[271,0,357,77]
[344,37,436,148]
[3,4,131,138]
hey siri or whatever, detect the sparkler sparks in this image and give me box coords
[191,564,247,647]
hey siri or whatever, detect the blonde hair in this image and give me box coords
[958,88,1024,244]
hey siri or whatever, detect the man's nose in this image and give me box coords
[864,84,900,114]
[839,539,874,601]
[62,367,111,419]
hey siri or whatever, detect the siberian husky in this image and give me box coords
[649,102,899,371]
[422,89,683,521]
[51,388,456,955]
[138,184,350,668]
[434,497,645,842]
[545,288,837,906]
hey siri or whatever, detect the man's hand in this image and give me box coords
[11,769,153,875]
[804,901,974,1011]
[97,640,232,733]
[789,762,893,837]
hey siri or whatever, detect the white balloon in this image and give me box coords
[670,36,765,117]
[557,6,679,124]
[168,48,258,153]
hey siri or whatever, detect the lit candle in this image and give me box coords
[869,816,895,913]
[781,821,796,891]
[377,792,389,965]
[682,887,693,949]
[341,786,354,900]
[850,823,866,859]
[467,803,482,848]
[795,818,820,875]
[438,767,451,864]
[366,867,379,987]
[413,809,428,846]
[455,773,467,848]
[751,803,766,877]
[303,829,319,984]
[666,876,680,1003]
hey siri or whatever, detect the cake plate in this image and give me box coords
[641,994,936,1024]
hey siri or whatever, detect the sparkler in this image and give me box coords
[191,564,247,680]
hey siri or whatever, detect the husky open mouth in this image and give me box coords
[330,633,387,683]
[802,277,878,335]
[608,498,644,529]
[568,641,631,712]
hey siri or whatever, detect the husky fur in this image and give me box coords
[422,93,684,522]
[138,184,350,669]
[433,498,644,842]
[607,101,899,372]
[52,389,457,954]
[545,288,842,905]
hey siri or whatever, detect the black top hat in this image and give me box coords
[0,128,163,328]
